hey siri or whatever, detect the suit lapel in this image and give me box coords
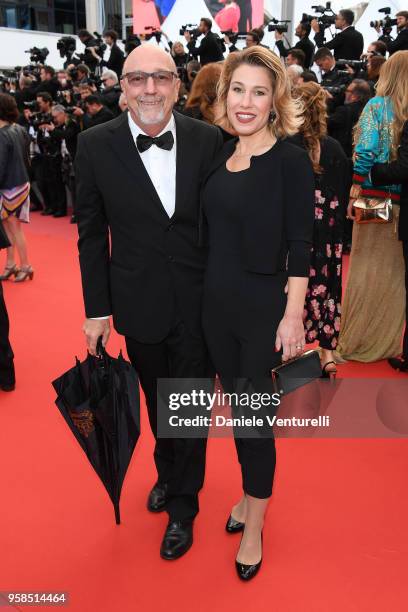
[107,112,169,220]
[173,111,196,218]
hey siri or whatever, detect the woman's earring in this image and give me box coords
[269,110,276,123]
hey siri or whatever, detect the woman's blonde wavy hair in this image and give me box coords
[376,50,408,154]
[294,82,328,173]
[215,46,303,138]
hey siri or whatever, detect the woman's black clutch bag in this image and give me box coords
[271,350,322,396]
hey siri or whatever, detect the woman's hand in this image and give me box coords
[347,199,356,220]
[275,314,305,362]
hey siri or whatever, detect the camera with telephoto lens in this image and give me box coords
[323,84,347,95]
[302,2,336,29]
[268,18,291,33]
[123,34,141,55]
[179,24,200,37]
[24,47,49,64]
[222,30,248,44]
[144,26,162,43]
[370,7,397,30]
[336,58,367,71]
[57,36,76,59]
[0,69,19,85]
[32,112,53,130]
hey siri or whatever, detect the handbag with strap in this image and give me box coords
[271,350,322,396]
[353,97,394,225]
[353,195,393,224]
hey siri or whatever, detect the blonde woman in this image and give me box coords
[201,47,315,580]
[336,51,408,363]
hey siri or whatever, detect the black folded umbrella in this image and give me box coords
[52,339,140,524]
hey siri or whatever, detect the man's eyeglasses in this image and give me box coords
[120,71,178,87]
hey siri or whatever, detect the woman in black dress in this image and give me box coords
[201,47,315,580]
[288,82,350,377]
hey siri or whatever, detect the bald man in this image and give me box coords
[75,45,222,559]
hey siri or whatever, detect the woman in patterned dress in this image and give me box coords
[288,82,350,376]
[336,51,408,362]
[0,93,33,282]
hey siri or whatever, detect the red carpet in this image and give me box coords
[1,214,407,611]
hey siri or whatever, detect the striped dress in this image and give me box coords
[0,182,30,223]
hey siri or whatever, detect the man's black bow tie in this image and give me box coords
[136,131,174,153]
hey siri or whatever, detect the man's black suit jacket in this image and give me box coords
[275,37,315,68]
[371,121,408,241]
[75,111,223,343]
[315,26,364,60]
[188,32,224,65]
[103,44,125,78]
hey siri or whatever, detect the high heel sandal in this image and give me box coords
[321,361,337,380]
[235,531,263,581]
[14,266,34,283]
[0,264,19,281]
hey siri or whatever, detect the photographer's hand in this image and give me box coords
[311,18,320,33]
[184,31,192,43]
[73,107,84,117]
[274,31,284,41]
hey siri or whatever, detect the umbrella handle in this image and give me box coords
[96,336,106,358]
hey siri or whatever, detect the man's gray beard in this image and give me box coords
[137,104,166,125]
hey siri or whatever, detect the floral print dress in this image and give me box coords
[304,186,343,350]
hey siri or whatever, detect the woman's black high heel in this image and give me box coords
[321,361,337,380]
[226,515,245,534]
[235,532,263,581]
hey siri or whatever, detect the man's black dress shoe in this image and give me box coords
[53,211,67,218]
[70,215,77,224]
[147,482,168,513]
[160,520,193,560]
[0,382,15,392]
[388,356,408,372]
[226,515,245,534]
[235,532,263,581]
[40,208,54,216]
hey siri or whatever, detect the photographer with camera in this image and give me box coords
[312,9,364,60]
[100,30,125,79]
[34,96,67,218]
[77,30,103,73]
[314,47,352,112]
[82,95,114,130]
[14,75,36,113]
[275,20,315,68]
[385,11,408,54]
[49,105,80,222]
[34,66,59,100]
[100,70,121,117]
[328,79,371,158]
[184,18,224,65]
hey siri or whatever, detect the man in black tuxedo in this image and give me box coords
[371,122,408,372]
[312,9,364,60]
[75,44,222,560]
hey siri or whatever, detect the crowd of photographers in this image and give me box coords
[0,5,407,226]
